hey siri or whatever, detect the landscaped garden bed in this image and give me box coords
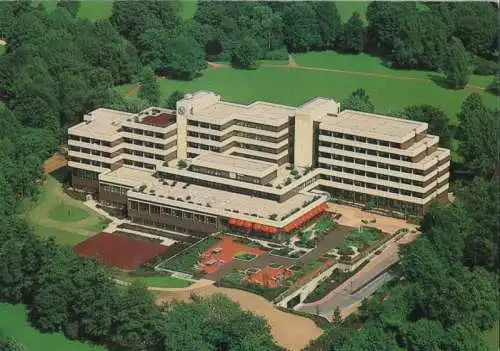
[270,247,293,257]
[157,236,219,275]
[234,252,257,261]
[338,227,382,249]
[217,269,288,301]
[289,249,307,258]
[302,269,351,303]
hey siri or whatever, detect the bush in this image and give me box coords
[290,169,298,176]
[338,247,355,256]
[473,57,498,76]
[264,49,289,61]
[269,213,278,220]
[177,160,187,169]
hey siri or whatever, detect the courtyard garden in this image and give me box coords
[156,235,220,275]
[338,227,382,250]
[0,303,105,351]
[23,176,109,246]
[294,214,337,249]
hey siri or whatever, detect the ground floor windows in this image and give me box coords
[128,200,217,225]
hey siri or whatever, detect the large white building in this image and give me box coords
[68,91,450,239]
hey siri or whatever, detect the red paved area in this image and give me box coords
[199,236,265,274]
[141,112,176,127]
[248,265,295,288]
[73,232,170,270]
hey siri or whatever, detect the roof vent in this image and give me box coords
[83,114,94,123]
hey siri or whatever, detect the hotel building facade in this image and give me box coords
[68,91,450,239]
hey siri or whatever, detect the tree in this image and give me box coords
[164,90,185,110]
[282,3,320,52]
[402,105,452,148]
[313,2,342,50]
[0,338,26,351]
[444,37,471,89]
[111,282,165,350]
[341,89,374,113]
[332,307,342,325]
[339,12,365,53]
[137,66,160,105]
[163,294,281,350]
[231,36,260,69]
[456,94,498,178]
[162,36,206,80]
[488,75,499,95]
[57,0,80,18]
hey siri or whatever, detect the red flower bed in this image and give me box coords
[73,232,170,270]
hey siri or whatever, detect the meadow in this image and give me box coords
[23,176,109,246]
[113,271,192,289]
[121,52,496,123]
[35,0,196,21]
[0,303,105,351]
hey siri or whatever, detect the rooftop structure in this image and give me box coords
[190,152,278,179]
[320,110,427,144]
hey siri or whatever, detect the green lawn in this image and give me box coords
[48,204,90,222]
[34,1,113,21]
[113,272,192,288]
[0,303,105,351]
[181,0,198,20]
[23,176,109,246]
[0,46,4,56]
[483,321,499,351]
[121,58,496,123]
[339,228,381,249]
[335,1,369,22]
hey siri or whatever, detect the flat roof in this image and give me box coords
[130,179,319,221]
[190,152,278,178]
[68,108,134,140]
[320,110,428,143]
[190,100,295,126]
[99,166,155,188]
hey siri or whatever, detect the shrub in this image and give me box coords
[269,213,278,220]
[264,49,289,61]
[138,185,147,192]
[177,160,187,168]
[473,57,498,75]
[276,185,282,189]
[284,178,292,186]
[290,169,298,176]
[186,195,191,200]
[338,247,355,256]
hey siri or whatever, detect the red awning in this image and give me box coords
[243,221,252,229]
[229,218,236,225]
[253,223,262,231]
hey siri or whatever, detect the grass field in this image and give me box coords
[23,176,109,246]
[35,0,196,21]
[483,321,499,351]
[120,54,496,123]
[0,46,4,56]
[336,1,369,22]
[0,303,105,351]
[113,272,192,289]
[34,1,113,21]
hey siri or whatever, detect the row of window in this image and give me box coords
[69,146,112,158]
[190,166,261,184]
[320,141,412,162]
[124,149,165,160]
[319,163,426,187]
[319,130,413,149]
[123,138,170,150]
[321,174,426,199]
[72,168,98,180]
[69,135,112,147]
[123,159,156,170]
[101,183,129,196]
[71,157,110,169]
[129,201,217,224]
[121,126,167,139]
[318,152,427,176]
[187,142,219,152]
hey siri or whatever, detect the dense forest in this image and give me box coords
[0,1,498,350]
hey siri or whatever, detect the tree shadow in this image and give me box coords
[428,74,455,90]
[50,165,70,184]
